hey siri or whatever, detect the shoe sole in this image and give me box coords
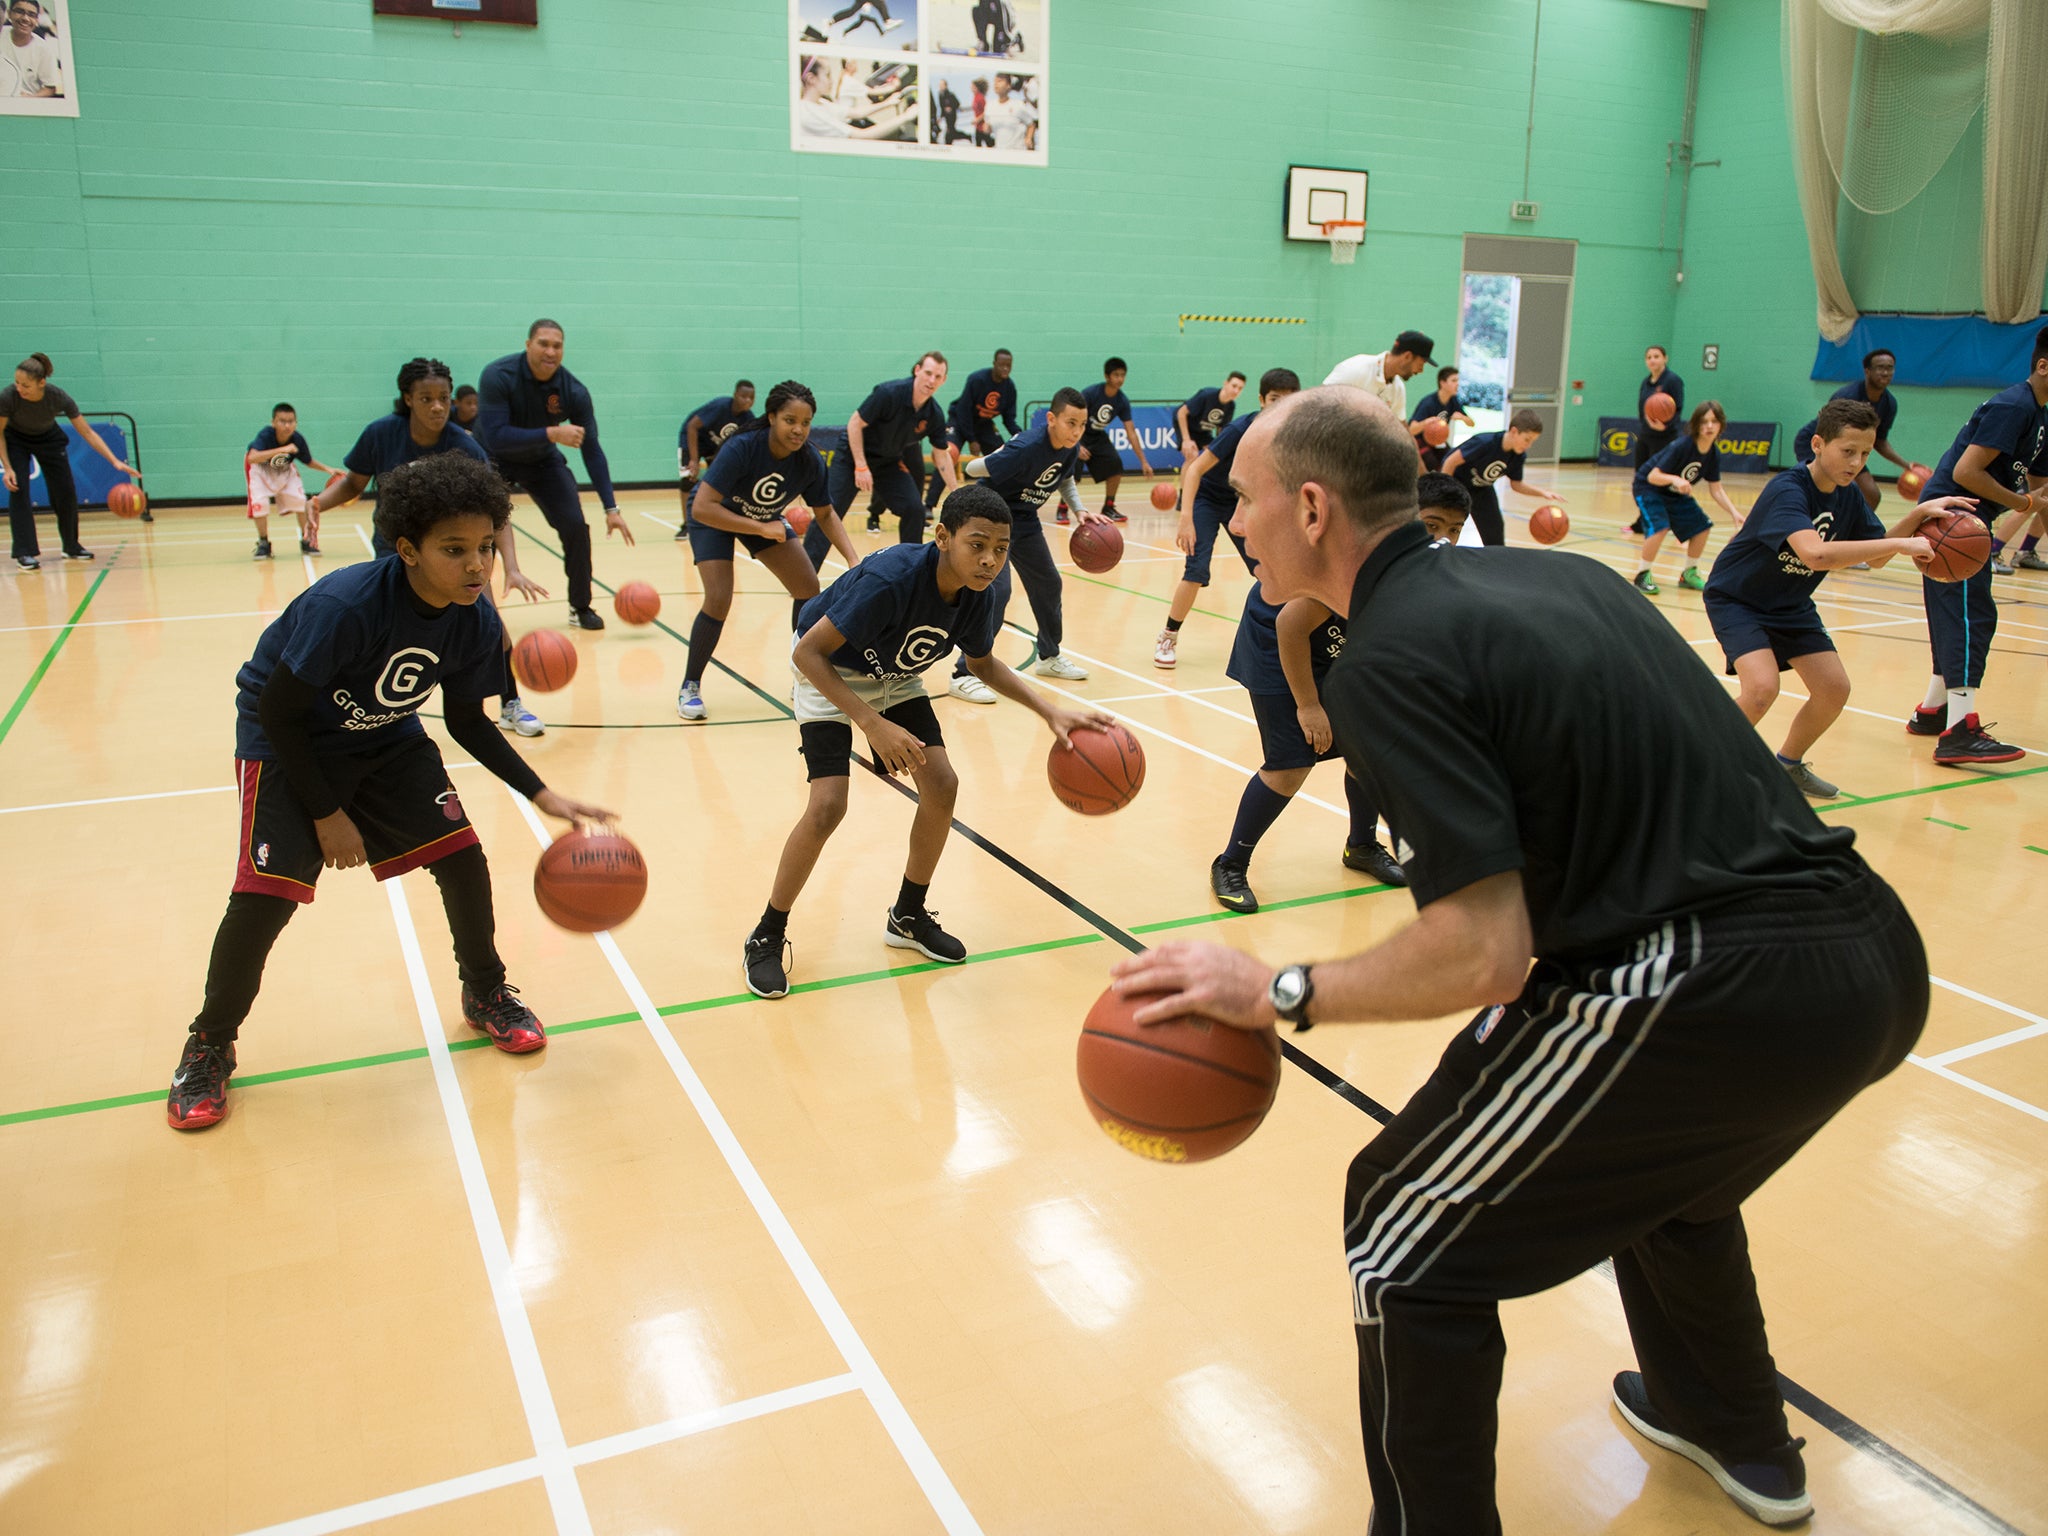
[1154,656,1177,670]
[498,719,546,738]
[167,1104,226,1131]
[949,688,998,705]
[1613,1383,1813,1527]
[467,1021,547,1054]
[1033,668,1089,681]
[884,929,967,964]
[1933,751,2025,767]
[1211,890,1258,914]
[743,964,789,999]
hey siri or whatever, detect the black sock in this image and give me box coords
[686,612,724,685]
[1221,776,1291,866]
[791,597,805,632]
[1164,616,1184,634]
[1343,772,1381,850]
[429,844,506,992]
[895,877,929,916]
[191,890,299,1044]
[501,647,519,701]
[757,902,789,936]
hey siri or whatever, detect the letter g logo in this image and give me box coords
[752,472,787,507]
[375,647,440,708]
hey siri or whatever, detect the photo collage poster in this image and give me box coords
[2,0,78,117]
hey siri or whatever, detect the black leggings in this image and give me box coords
[6,428,81,560]
[499,452,595,611]
[190,845,505,1043]
[955,512,1061,673]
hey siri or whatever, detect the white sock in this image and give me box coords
[1636,558,1654,575]
[1948,688,1975,728]
[1921,675,1948,712]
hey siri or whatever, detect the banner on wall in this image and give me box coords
[1597,418,1777,474]
[1813,315,2048,390]
[1028,404,1184,461]
[25,422,131,509]
[791,0,1048,165]
[1,0,79,117]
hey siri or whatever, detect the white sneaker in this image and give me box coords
[948,673,998,705]
[499,699,544,738]
[677,680,707,722]
[1033,653,1089,681]
[1153,629,1178,669]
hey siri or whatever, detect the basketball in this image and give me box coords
[512,629,579,693]
[1529,504,1569,545]
[614,580,661,625]
[1644,392,1676,428]
[1069,520,1124,574]
[1919,509,1991,583]
[108,483,146,519]
[1899,462,1933,498]
[1076,984,1281,1163]
[1149,481,1176,511]
[786,502,813,536]
[1048,723,1146,815]
[533,830,648,933]
[1422,416,1450,447]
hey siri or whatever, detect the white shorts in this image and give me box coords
[248,459,307,517]
[791,656,933,724]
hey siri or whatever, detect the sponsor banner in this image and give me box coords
[1597,417,1775,474]
[28,422,132,508]
[1028,404,1183,461]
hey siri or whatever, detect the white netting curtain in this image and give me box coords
[1783,0,2048,337]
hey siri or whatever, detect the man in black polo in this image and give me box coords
[476,319,634,630]
[805,350,957,564]
[1112,387,1928,1534]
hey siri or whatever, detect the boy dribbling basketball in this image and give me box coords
[245,403,341,559]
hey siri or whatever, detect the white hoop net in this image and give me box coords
[1324,222,1362,265]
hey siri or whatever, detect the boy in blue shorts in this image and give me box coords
[1441,410,1565,547]
[164,454,615,1130]
[1630,400,1742,594]
[744,485,1109,998]
[1703,398,1949,800]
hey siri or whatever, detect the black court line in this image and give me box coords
[844,747,2023,1535]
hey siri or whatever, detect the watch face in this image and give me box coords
[1273,968,1305,1008]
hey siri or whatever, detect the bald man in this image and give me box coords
[1111,387,1926,1534]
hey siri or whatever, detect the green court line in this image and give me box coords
[1131,880,1396,932]
[1924,817,1969,831]
[1062,567,1234,624]
[1825,761,2048,810]
[2027,846,2048,858]
[0,553,119,751]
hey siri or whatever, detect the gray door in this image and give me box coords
[1460,236,1576,467]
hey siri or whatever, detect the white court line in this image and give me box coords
[1923,979,2048,1065]
[384,880,592,1535]
[356,524,376,556]
[233,1375,861,1536]
[637,510,680,531]
[302,551,318,585]
[1088,684,1240,706]
[1906,1056,2048,1125]
[503,785,985,1536]
[0,784,233,816]
[0,607,279,635]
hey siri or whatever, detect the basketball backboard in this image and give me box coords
[1284,165,1368,242]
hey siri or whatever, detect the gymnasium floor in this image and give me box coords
[2,466,2044,1536]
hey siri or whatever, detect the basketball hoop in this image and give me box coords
[1322,219,1364,265]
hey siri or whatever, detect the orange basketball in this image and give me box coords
[785,503,813,536]
[1899,462,1933,498]
[512,629,578,693]
[1919,509,1991,583]
[533,830,648,933]
[1076,984,1281,1163]
[1644,392,1676,428]
[1048,723,1146,815]
[1529,504,1569,545]
[108,483,146,519]
[1149,481,1176,512]
[1422,416,1450,447]
[614,581,661,626]
[1069,520,1124,574]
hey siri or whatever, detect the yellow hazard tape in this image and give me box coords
[1177,314,1308,332]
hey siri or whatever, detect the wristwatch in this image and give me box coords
[1269,964,1315,1032]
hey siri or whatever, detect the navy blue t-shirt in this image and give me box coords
[234,557,504,759]
[1793,384,1900,465]
[975,421,1082,516]
[1631,434,1723,508]
[1226,590,1347,697]
[1409,391,1464,424]
[854,378,950,462]
[1081,383,1135,439]
[700,429,829,523]
[1922,382,2048,507]
[799,542,1003,680]
[953,368,1020,436]
[1450,432,1525,490]
[1704,467,1884,616]
[683,396,756,454]
[1195,411,1258,508]
[1639,371,1685,422]
[1180,387,1237,449]
[250,427,315,464]
[343,416,489,483]
[476,352,618,505]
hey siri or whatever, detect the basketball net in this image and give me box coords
[1323,220,1363,265]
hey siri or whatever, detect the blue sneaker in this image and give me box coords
[498,698,544,738]
[1612,1372,1812,1527]
[677,679,707,722]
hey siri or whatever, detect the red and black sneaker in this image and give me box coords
[462,982,546,1054]
[167,1034,236,1131]
[1905,705,1946,737]
[1932,714,2025,767]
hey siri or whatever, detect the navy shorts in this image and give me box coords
[1250,690,1343,773]
[1635,492,1712,541]
[686,516,788,563]
[1924,559,1997,689]
[798,694,945,780]
[1181,494,1250,586]
[1703,592,1835,675]
[1079,431,1125,482]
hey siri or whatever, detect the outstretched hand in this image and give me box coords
[1109,941,1276,1030]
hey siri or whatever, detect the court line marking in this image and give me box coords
[1904,1056,2048,1128]
[1922,981,2048,1066]
[502,785,984,1536]
[0,606,280,634]
[0,551,120,752]
[385,879,592,1534]
[356,524,375,556]
[0,783,235,816]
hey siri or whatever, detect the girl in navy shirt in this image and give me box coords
[1629,401,1742,594]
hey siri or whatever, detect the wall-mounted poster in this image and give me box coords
[2,0,79,118]
[792,0,1048,164]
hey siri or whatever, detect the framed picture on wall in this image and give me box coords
[372,0,538,23]
[2,0,79,118]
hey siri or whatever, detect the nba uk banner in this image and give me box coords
[1597,417,1777,474]
[1027,404,1184,462]
[27,421,132,509]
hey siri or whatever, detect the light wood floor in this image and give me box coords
[1,469,2043,1535]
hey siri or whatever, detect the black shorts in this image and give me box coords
[1250,690,1342,773]
[231,735,479,903]
[686,516,787,563]
[1703,592,1835,675]
[1079,431,1125,482]
[798,695,945,780]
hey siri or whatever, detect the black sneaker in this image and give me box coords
[744,930,791,998]
[1611,1371,1812,1527]
[1103,505,1127,523]
[1054,507,1070,525]
[62,547,95,561]
[1933,713,2024,766]
[1209,857,1257,913]
[299,538,313,555]
[1905,706,1946,737]
[461,982,546,1053]
[1342,841,1409,886]
[866,514,882,533]
[167,1034,236,1130]
[884,905,967,963]
[13,555,37,572]
[253,539,272,561]
[571,607,606,631]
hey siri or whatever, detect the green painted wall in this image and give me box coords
[8,0,1701,500]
